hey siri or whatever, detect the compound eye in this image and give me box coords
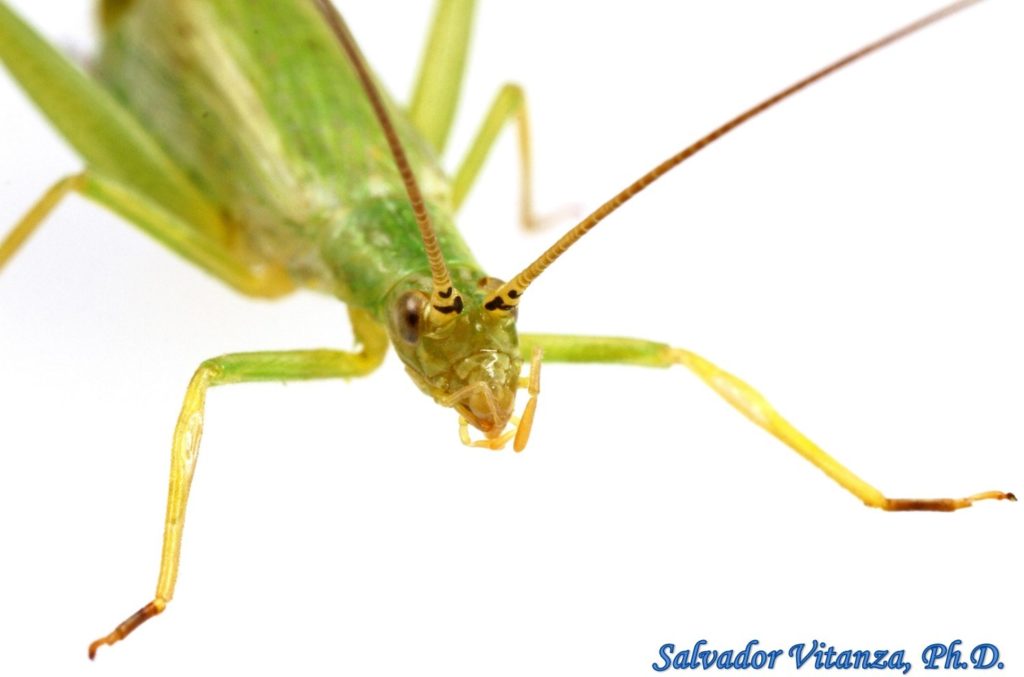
[392,290,428,344]
[477,276,505,293]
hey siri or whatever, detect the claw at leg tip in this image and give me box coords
[88,635,112,660]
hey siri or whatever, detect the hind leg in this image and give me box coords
[0,171,293,298]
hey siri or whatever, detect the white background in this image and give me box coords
[1,1,1022,675]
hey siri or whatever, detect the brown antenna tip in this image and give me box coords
[485,0,986,314]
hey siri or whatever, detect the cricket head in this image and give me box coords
[386,273,526,444]
[315,0,542,447]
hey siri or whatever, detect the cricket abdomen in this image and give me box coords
[94,0,479,310]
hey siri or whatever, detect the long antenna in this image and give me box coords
[313,0,464,317]
[484,0,984,314]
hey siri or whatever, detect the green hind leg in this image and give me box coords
[519,333,1016,512]
[408,0,477,154]
[0,171,294,298]
[87,308,388,659]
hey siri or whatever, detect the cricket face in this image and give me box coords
[386,275,522,438]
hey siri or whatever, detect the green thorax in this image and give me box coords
[95,0,482,315]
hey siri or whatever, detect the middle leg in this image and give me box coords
[451,84,570,230]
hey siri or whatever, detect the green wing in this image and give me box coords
[0,2,222,235]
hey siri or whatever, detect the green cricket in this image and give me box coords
[0,0,1014,659]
